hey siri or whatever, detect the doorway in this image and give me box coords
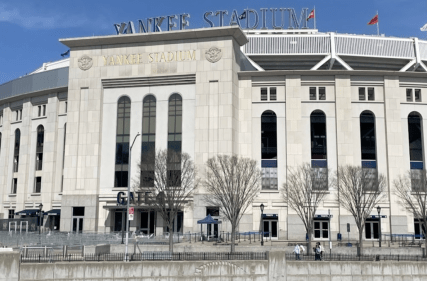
[140,210,155,234]
[114,210,127,232]
[71,207,85,233]
[263,220,278,239]
[365,220,379,239]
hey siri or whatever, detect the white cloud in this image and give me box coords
[0,4,90,29]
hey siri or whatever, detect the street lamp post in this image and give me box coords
[377,205,381,248]
[260,204,264,246]
[38,203,43,235]
[125,132,140,261]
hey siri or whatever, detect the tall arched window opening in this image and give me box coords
[310,110,328,190]
[115,97,131,187]
[167,94,182,186]
[408,112,424,190]
[141,95,156,187]
[36,125,44,171]
[261,110,277,190]
[360,111,377,190]
[12,129,20,194]
[13,129,20,173]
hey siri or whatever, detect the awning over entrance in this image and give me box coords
[15,209,40,216]
[45,209,61,216]
[197,214,222,224]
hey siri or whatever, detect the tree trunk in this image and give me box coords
[231,224,236,253]
[307,230,312,256]
[169,226,174,253]
[358,229,363,256]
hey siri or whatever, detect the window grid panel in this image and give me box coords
[115,97,131,187]
[318,87,326,100]
[368,88,375,101]
[359,87,366,101]
[261,88,268,101]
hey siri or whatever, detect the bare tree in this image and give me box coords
[394,170,427,250]
[282,163,330,254]
[337,165,386,256]
[137,149,198,253]
[204,155,261,253]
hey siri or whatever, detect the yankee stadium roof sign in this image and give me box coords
[114,8,312,35]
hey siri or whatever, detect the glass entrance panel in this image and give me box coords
[365,222,372,239]
[263,221,270,237]
[263,220,278,238]
[271,221,278,238]
[72,218,77,232]
[365,221,378,240]
[72,217,83,233]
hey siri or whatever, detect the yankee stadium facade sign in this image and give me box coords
[114,8,312,35]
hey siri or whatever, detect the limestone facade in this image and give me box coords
[0,27,426,242]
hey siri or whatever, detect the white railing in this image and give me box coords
[244,34,330,55]
[244,33,420,60]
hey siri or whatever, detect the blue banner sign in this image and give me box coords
[114,8,310,35]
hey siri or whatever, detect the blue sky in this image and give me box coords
[1,0,427,84]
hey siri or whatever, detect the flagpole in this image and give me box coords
[376,11,379,36]
[314,6,316,30]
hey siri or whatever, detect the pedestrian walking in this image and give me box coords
[314,243,321,261]
[299,244,305,257]
[293,244,301,260]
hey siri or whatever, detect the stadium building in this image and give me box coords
[0,24,426,242]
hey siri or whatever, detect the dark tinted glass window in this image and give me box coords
[167,94,182,185]
[310,110,327,159]
[319,87,326,100]
[359,88,365,100]
[141,95,156,187]
[206,207,219,216]
[310,87,316,100]
[368,88,375,101]
[360,111,376,160]
[13,129,20,173]
[36,125,44,171]
[72,207,85,216]
[115,97,131,187]
[261,111,277,159]
[261,88,268,101]
[408,112,423,161]
[270,87,277,101]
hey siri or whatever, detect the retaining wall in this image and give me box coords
[1,251,426,280]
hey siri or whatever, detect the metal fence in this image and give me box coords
[20,251,268,263]
[286,253,427,262]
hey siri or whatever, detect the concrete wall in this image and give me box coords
[2,251,427,281]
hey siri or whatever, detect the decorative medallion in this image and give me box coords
[205,47,222,63]
[78,55,93,71]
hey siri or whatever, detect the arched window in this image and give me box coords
[360,111,377,190]
[310,110,328,190]
[360,111,376,161]
[35,125,44,171]
[261,110,277,190]
[115,96,131,187]
[408,112,423,162]
[13,129,20,173]
[141,95,156,187]
[12,129,20,194]
[310,110,327,160]
[408,112,424,190]
[167,94,182,185]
